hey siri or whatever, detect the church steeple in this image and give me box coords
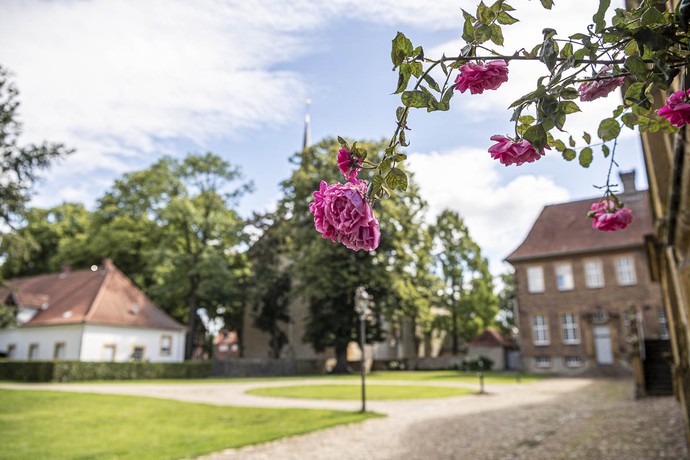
[303,98,311,151]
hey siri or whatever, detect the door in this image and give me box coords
[594,326,614,364]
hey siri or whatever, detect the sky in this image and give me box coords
[0,0,645,276]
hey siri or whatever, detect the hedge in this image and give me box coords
[0,360,213,382]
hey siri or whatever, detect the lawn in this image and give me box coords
[246,384,475,400]
[0,389,380,460]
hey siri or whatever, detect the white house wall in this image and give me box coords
[81,324,185,362]
[0,324,84,360]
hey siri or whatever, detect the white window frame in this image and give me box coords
[555,263,574,291]
[132,346,145,361]
[616,255,637,286]
[28,343,39,360]
[561,313,581,345]
[103,344,116,362]
[527,266,545,293]
[535,356,552,368]
[53,342,66,360]
[584,259,605,288]
[565,356,583,367]
[160,335,172,356]
[659,308,670,340]
[532,315,550,346]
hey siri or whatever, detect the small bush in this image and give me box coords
[463,356,494,372]
[0,360,212,382]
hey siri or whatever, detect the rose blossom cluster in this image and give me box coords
[657,89,690,127]
[488,135,549,166]
[578,66,625,102]
[310,148,380,251]
[454,60,509,95]
[588,200,633,232]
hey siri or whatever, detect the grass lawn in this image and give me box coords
[246,384,475,400]
[0,389,380,460]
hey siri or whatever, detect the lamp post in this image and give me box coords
[355,286,370,413]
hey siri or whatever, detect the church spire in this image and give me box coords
[303,98,311,151]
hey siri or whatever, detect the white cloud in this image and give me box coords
[408,148,570,275]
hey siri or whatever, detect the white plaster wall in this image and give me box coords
[0,325,84,360]
[81,324,185,362]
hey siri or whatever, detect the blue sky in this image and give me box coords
[0,0,643,275]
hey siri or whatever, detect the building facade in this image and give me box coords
[0,259,186,362]
[506,172,667,374]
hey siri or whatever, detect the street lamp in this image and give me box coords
[355,286,371,413]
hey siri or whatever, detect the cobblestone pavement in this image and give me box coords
[3,377,686,459]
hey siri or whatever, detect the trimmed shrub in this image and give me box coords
[0,360,212,382]
[463,356,495,372]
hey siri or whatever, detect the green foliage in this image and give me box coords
[0,65,72,265]
[430,210,499,352]
[0,360,212,382]
[0,389,377,460]
[464,355,494,371]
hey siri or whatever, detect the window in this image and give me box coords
[584,259,605,288]
[132,346,145,361]
[6,344,16,359]
[103,345,116,362]
[527,266,545,293]
[659,308,670,340]
[28,343,39,360]
[555,263,574,291]
[565,356,583,367]
[616,256,637,285]
[535,356,552,368]
[160,336,172,356]
[53,342,66,360]
[561,314,580,344]
[532,315,550,346]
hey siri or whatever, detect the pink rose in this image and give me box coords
[657,90,690,127]
[454,60,509,95]
[337,148,362,181]
[309,179,381,251]
[488,135,548,166]
[578,66,625,102]
[588,200,633,232]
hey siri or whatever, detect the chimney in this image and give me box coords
[619,170,637,194]
[102,258,114,271]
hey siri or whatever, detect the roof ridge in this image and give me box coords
[83,268,113,323]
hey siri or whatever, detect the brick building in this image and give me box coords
[506,172,667,374]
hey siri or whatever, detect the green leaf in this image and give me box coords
[568,135,576,147]
[399,129,409,146]
[560,87,579,100]
[477,1,497,24]
[597,118,621,141]
[540,0,553,9]
[518,115,536,125]
[490,24,504,46]
[602,144,610,158]
[474,24,493,43]
[441,87,454,105]
[523,124,548,152]
[622,112,638,129]
[583,132,591,144]
[497,11,519,25]
[578,147,593,167]
[393,153,407,162]
[624,56,648,80]
[395,64,412,94]
[391,32,414,68]
[540,37,557,72]
[462,17,475,43]
[624,40,639,56]
[401,90,430,108]
[396,106,405,122]
[559,42,573,59]
[423,74,441,92]
[563,148,576,161]
[552,139,566,152]
[593,0,611,33]
[410,62,423,78]
[386,167,409,191]
[560,101,581,114]
[337,136,349,149]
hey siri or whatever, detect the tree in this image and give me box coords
[0,65,72,267]
[430,209,498,353]
[277,138,435,372]
[496,271,517,336]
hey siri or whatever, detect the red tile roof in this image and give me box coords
[469,327,515,348]
[505,191,652,262]
[1,260,185,330]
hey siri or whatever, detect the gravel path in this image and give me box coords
[2,377,686,459]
